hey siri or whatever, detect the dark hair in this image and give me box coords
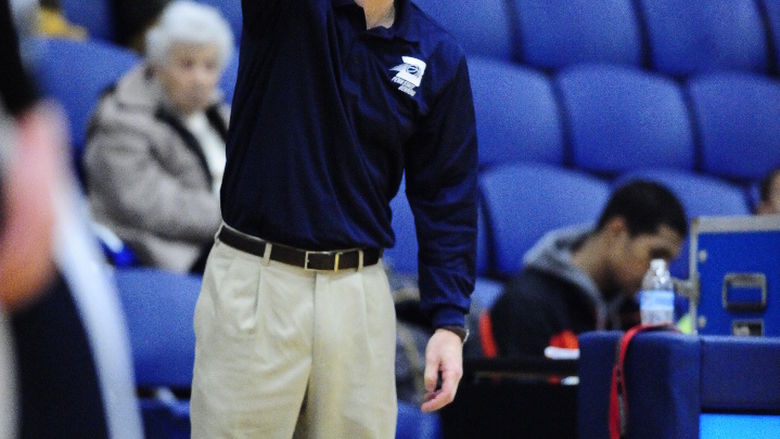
[759,167,780,203]
[596,180,687,238]
[112,0,171,46]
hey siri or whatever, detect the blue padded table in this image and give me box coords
[700,414,780,438]
[578,331,780,438]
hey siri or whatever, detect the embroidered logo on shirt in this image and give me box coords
[390,56,427,97]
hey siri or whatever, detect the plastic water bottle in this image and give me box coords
[639,259,675,325]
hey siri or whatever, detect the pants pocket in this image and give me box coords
[205,244,263,339]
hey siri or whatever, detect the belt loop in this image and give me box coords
[215,223,224,243]
[262,242,272,265]
[357,249,364,272]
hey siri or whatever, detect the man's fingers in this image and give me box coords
[421,367,461,412]
[421,387,454,413]
[421,328,464,412]
[423,359,439,392]
[440,368,461,394]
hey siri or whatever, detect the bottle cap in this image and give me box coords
[650,259,666,270]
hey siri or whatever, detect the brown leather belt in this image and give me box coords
[217,226,383,271]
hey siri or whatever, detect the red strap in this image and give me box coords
[479,311,498,358]
[608,323,678,439]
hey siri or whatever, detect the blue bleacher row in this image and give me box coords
[416,0,780,78]
[60,0,780,79]
[58,0,243,45]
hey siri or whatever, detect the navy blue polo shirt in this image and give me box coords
[222,0,478,328]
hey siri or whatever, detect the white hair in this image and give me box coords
[145,0,235,69]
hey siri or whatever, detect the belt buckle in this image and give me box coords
[304,250,342,272]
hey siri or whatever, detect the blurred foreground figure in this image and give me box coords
[1,0,64,434]
[1,1,142,437]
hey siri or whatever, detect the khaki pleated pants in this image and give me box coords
[190,236,397,439]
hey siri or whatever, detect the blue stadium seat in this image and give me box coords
[468,56,564,168]
[556,64,695,177]
[32,38,140,175]
[614,169,751,278]
[637,0,769,76]
[412,0,513,60]
[60,0,115,41]
[396,401,442,439]
[479,163,610,278]
[471,278,504,312]
[686,72,780,183]
[195,0,242,42]
[386,178,490,276]
[114,268,203,439]
[510,0,642,69]
[386,180,418,275]
[115,268,200,389]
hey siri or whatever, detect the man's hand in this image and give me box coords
[421,327,463,413]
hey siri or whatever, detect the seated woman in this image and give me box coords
[84,0,234,273]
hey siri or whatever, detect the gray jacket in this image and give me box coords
[523,226,624,330]
[85,64,228,272]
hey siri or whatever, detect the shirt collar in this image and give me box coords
[332,0,420,42]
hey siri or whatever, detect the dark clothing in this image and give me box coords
[490,227,640,357]
[490,269,599,357]
[11,274,109,439]
[0,0,38,117]
[224,0,478,327]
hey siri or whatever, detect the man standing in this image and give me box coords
[190,0,478,437]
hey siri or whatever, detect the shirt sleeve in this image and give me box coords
[0,0,39,117]
[404,54,479,329]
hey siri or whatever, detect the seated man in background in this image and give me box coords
[84,0,234,273]
[756,167,780,215]
[489,180,687,358]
